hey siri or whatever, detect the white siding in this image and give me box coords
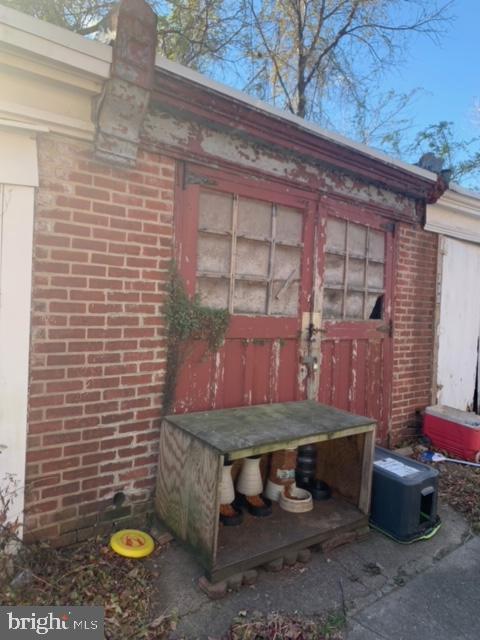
[0,126,37,530]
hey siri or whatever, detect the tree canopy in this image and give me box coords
[7,0,479,189]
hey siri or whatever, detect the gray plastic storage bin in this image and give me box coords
[370,447,440,542]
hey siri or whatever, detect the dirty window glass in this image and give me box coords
[323,218,385,320]
[196,190,302,316]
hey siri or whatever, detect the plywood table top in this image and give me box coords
[164,400,375,459]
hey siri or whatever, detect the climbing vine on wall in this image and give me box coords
[162,267,230,415]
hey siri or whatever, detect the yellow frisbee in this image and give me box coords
[110,529,155,559]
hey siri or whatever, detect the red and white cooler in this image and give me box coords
[424,405,480,463]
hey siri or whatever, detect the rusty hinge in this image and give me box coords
[184,172,217,188]
[376,319,393,337]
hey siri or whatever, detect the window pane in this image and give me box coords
[238,197,272,238]
[199,191,233,232]
[323,288,343,319]
[276,206,302,244]
[349,223,367,257]
[369,230,385,262]
[236,238,270,278]
[197,277,229,309]
[325,218,346,252]
[197,234,230,274]
[347,258,365,288]
[367,262,384,289]
[234,281,267,314]
[324,253,345,286]
[345,291,364,319]
[271,281,299,316]
[274,245,301,280]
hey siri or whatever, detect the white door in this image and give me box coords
[437,236,480,411]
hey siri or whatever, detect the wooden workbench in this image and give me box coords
[155,400,375,582]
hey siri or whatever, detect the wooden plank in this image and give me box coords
[226,424,375,460]
[211,498,367,582]
[155,420,221,569]
[165,400,376,457]
[266,203,277,315]
[227,194,238,313]
[358,428,375,514]
[315,434,364,506]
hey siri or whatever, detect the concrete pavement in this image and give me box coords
[346,535,480,640]
[148,504,475,639]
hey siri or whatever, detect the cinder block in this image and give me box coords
[242,569,258,585]
[297,548,312,563]
[264,557,284,572]
[227,573,243,591]
[198,576,227,600]
[283,552,298,566]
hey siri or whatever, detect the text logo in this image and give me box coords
[0,607,104,638]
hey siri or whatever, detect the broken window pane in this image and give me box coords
[368,294,383,319]
[323,216,387,321]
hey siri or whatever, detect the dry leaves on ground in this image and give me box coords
[0,536,175,639]
[412,446,480,531]
[224,610,345,640]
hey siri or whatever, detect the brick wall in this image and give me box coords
[390,224,438,445]
[25,134,174,545]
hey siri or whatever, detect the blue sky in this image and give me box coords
[388,0,479,140]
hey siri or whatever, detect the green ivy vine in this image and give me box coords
[162,266,230,415]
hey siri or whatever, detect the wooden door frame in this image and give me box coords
[173,160,318,404]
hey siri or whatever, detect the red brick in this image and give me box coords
[26,137,173,546]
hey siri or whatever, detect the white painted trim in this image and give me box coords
[0,100,94,140]
[0,126,37,530]
[0,5,111,79]
[155,55,437,184]
[0,184,35,530]
[426,187,480,245]
[0,127,39,186]
[0,118,49,133]
[424,220,480,245]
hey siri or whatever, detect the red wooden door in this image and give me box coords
[173,166,315,413]
[316,202,394,442]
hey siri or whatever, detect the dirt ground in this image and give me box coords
[1,446,477,639]
[411,445,480,531]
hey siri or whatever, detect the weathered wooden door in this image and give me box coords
[315,203,394,442]
[174,165,315,412]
